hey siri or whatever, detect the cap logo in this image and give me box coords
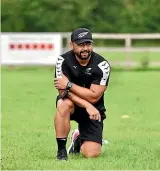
[78,32,88,38]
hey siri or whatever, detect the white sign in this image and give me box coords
[0,33,62,65]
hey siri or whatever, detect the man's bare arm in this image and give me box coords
[58,89,98,111]
[67,92,101,121]
[67,91,91,108]
[54,73,108,104]
[55,74,106,104]
[70,84,106,104]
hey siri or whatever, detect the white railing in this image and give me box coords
[61,33,160,67]
[1,32,160,67]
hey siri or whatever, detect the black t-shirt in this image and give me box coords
[55,50,111,112]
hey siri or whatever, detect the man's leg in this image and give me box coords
[67,108,104,158]
[54,98,74,160]
[81,141,101,158]
[67,131,101,157]
[67,129,109,156]
[78,111,104,158]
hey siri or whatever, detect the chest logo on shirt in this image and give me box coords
[85,68,92,75]
[73,65,77,69]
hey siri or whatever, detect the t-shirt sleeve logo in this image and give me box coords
[56,56,64,78]
[98,61,110,85]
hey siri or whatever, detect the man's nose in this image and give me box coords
[83,44,88,50]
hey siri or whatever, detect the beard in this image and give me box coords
[74,50,92,60]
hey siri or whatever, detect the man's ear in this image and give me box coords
[70,41,73,49]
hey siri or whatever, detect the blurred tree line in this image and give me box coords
[1,0,160,33]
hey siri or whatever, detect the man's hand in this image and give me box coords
[54,74,69,90]
[86,104,101,122]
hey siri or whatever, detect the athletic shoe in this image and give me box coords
[67,129,80,154]
[56,149,68,160]
[102,139,109,145]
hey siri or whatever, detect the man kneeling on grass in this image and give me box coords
[54,28,111,160]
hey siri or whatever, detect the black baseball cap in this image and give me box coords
[71,28,93,44]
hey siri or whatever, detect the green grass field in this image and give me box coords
[1,67,160,170]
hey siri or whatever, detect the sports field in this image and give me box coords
[1,67,160,170]
[100,52,160,62]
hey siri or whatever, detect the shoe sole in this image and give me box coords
[67,129,79,154]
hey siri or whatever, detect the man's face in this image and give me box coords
[71,41,93,60]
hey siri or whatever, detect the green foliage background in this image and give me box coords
[1,0,160,33]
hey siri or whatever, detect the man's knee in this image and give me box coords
[56,99,74,116]
[81,141,101,158]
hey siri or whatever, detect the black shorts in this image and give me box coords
[71,105,105,145]
[56,96,106,145]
